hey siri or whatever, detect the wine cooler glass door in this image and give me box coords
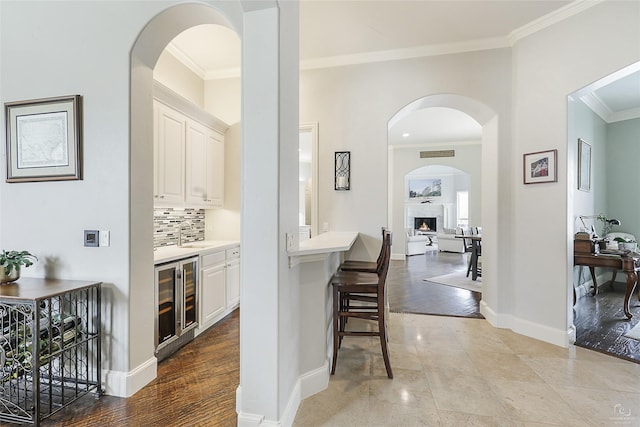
[155,263,177,347]
[182,259,197,330]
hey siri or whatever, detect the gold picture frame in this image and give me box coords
[5,95,82,182]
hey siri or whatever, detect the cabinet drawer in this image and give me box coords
[226,247,240,259]
[201,250,226,267]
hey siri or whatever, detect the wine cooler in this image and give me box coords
[154,257,198,361]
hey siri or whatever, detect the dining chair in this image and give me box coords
[330,230,393,379]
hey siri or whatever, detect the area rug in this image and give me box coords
[623,322,640,340]
[423,272,482,293]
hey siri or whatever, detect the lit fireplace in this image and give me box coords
[414,217,437,232]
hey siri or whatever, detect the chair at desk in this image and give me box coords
[330,230,393,378]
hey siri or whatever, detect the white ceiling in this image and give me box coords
[167,1,640,146]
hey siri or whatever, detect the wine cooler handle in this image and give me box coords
[182,268,187,327]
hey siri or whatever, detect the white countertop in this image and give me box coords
[154,240,240,264]
[287,231,358,256]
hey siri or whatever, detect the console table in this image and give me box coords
[574,251,640,319]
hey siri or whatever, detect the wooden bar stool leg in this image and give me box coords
[331,286,340,375]
[378,304,393,379]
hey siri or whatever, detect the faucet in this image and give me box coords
[178,220,194,247]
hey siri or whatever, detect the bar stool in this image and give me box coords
[330,231,393,378]
[340,227,387,273]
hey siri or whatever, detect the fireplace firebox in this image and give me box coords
[414,217,437,232]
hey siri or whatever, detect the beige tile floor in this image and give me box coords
[294,313,640,426]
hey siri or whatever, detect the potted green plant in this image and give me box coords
[0,250,38,283]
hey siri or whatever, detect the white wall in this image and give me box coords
[0,0,168,382]
[392,144,482,256]
[300,49,511,261]
[205,77,242,125]
[154,50,204,107]
[513,0,640,344]
[606,117,640,238]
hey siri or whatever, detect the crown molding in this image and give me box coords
[609,107,640,123]
[508,0,605,44]
[173,0,604,80]
[300,37,509,71]
[204,67,242,80]
[580,93,640,123]
[580,92,612,122]
[165,43,206,79]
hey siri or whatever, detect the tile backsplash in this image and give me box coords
[154,208,205,248]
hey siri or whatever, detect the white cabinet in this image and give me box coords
[200,258,226,326]
[207,129,225,208]
[225,247,240,307]
[154,102,186,203]
[197,245,240,334]
[186,121,224,208]
[153,97,226,208]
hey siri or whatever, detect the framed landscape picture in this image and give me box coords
[523,149,557,184]
[408,178,442,198]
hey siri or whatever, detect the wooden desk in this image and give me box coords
[456,234,481,281]
[574,251,640,319]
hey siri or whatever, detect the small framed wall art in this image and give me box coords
[5,94,82,182]
[523,149,557,184]
[578,138,591,192]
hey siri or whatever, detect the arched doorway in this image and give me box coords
[129,2,300,423]
[387,94,501,322]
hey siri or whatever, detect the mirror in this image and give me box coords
[299,123,318,239]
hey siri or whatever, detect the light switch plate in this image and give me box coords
[99,230,110,247]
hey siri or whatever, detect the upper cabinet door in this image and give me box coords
[155,102,186,204]
[185,119,208,205]
[206,129,224,208]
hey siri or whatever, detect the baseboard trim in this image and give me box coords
[299,360,329,399]
[480,301,570,348]
[102,356,157,397]
[281,379,301,427]
[391,253,405,261]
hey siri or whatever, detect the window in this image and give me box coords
[457,191,468,226]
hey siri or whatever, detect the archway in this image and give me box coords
[129,2,299,424]
[387,94,501,322]
[129,2,241,399]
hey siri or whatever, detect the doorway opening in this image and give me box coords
[387,94,496,318]
[568,61,640,363]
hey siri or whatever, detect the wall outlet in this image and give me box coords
[99,230,110,247]
[286,232,296,251]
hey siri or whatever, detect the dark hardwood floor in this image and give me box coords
[574,280,640,364]
[42,309,240,426]
[388,249,483,318]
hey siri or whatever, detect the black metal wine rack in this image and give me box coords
[0,280,101,425]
